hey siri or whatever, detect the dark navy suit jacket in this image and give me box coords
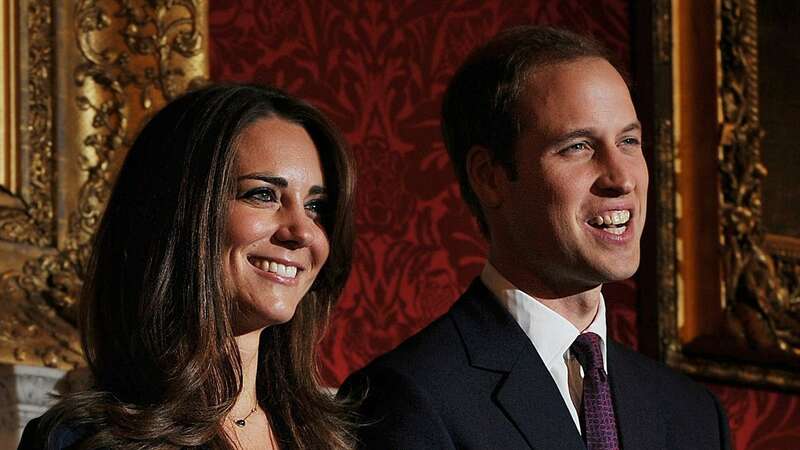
[340,279,731,449]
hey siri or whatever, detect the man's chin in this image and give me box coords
[598,263,639,283]
[585,254,640,284]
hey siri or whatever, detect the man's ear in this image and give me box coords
[466,145,506,209]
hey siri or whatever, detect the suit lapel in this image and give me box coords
[607,342,666,449]
[495,348,586,449]
[449,279,585,450]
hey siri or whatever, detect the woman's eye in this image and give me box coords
[240,187,276,203]
[305,198,329,219]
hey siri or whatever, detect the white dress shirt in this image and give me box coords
[480,263,609,433]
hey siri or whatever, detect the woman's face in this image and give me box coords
[224,117,331,334]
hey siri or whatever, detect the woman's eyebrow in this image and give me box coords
[309,185,326,195]
[238,174,326,195]
[238,174,288,187]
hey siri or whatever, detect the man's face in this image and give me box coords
[488,57,648,297]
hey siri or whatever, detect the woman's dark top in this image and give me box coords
[17,418,87,450]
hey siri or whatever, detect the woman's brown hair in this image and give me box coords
[38,84,356,449]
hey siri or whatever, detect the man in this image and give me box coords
[340,26,731,449]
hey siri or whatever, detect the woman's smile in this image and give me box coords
[247,255,303,284]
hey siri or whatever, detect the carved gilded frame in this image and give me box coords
[644,0,800,390]
[0,0,208,371]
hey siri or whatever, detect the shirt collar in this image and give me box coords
[480,262,608,371]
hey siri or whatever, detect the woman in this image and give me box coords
[19,84,356,449]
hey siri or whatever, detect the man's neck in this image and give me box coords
[487,259,603,331]
[532,289,602,332]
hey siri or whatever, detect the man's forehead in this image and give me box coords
[520,56,612,84]
[515,58,637,135]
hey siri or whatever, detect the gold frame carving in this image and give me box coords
[649,0,800,390]
[0,0,208,371]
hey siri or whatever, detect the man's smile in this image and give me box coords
[586,209,631,236]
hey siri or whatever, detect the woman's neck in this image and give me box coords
[233,329,261,413]
[225,329,277,449]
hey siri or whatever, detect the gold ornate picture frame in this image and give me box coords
[0,0,208,371]
[642,0,800,390]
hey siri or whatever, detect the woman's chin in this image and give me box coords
[264,300,300,324]
[234,302,300,335]
[264,309,297,327]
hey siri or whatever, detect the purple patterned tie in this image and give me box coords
[571,332,620,450]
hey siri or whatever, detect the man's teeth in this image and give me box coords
[589,210,631,227]
[603,225,626,235]
[612,210,630,224]
[252,259,298,278]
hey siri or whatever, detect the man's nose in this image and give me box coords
[591,146,636,197]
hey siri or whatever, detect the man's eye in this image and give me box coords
[561,142,591,154]
[620,137,641,146]
[241,187,276,203]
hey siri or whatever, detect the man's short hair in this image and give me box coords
[441,26,620,236]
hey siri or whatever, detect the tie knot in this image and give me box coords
[571,332,604,372]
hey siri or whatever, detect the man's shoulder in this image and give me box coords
[338,281,531,449]
[340,279,501,401]
[359,307,466,380]
[351,278,503,380]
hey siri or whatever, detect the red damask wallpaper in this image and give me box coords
[209,1,800,448]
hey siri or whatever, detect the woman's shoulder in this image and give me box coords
[18,417,88,450]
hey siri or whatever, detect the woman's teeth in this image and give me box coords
[251,258,298,278]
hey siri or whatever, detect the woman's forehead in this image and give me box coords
[235,117,325,187]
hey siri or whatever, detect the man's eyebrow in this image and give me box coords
[620,121,642,134]
[549,128,597,146]
[550,121,642,145]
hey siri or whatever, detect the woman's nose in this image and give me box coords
[272,207,315,249]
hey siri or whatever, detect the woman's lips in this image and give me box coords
[247,256,302,285]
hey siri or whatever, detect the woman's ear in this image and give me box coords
[466,145,506,209]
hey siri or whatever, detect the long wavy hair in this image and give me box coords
[38,84,356,449]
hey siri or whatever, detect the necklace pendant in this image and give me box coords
[234,419,247,428]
